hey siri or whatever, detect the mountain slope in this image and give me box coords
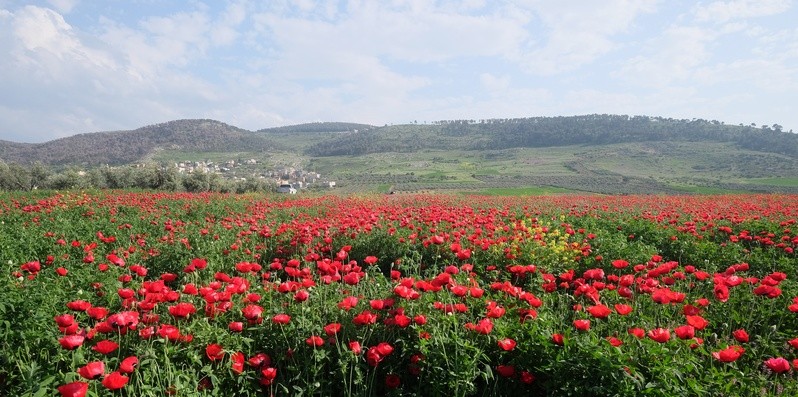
[1,115,796,195]
[0,120,276,166]
[303,115,798,158]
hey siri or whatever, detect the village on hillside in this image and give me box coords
[173,159,335,193]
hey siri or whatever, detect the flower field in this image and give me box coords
[1,191,798,396]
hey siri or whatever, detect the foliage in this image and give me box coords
[0,192,797,396]
[0,119,278,166]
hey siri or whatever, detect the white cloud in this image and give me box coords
[693,0,792,23]
[694,59,796,92]
[12,6,79,57]
[211,1,248,45]
[254,1,528,63]
[6,6,116,81]
[46,0,78,14]
[480,73,510,92]
[618,25,714,88]
[1,1,797,141]
[513,0,660,75]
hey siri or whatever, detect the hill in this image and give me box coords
[0,119,277,166]
[1,115,797,194]
[304,115,797,158]
[257,122,374,134]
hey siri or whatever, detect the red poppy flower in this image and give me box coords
[573,319,591,331]
[648,328,671,343]
[450,285,468,297]
[614,303,633,315]
[496,364,515,378]
[294,289,310,302]
[157,324,181,341]
[101,371,129,390]
[353,310,378,326]
[116,288,136,299]
[231,352,245,374]
[86,307,109,320]
[520,370,536,384]
[370,299,386,310]
[229,321,244,332]
[375,342,394,356]
[393,314,411,328]
[55,314,75,328]
[497,338,517,351]
[242,305,264,322]
[348,341,362,355]
[551,333,565,345]
[343,272,361,285]
[272,314,291,325]
[674,325,695,340]
[338,296,359,311]
[306,335,325,347]
[366,349,384,367]
[628,328,645,339]
[764,357,791,373]
[67,300,92,311]
[394,285,420,299]
[611,259,629,269]
[206,344,225,361]
[260,367,277,385]
[467,318,494,334]
[119,356,138,373]
[247,352,271,368]
[57,382,89,397]
[137,326,154,339]
[685,315,709,330]
[385,373,401,389]
[733,329,749,343]
[183,283,199,295]
[606,336,623,347]
[713,284,729,302]
[682,304,701,316]
[107,311,139,329]
[77,361,105,380]
[587,304,612,319]
[93,340,119,355]
[168,302,197,318]
[712,345,745,362]
[753,284,782,298]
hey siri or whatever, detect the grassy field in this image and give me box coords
[465,186,578,195]
[146,141,798,195]
[741,177,798,187]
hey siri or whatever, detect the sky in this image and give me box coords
[0,0,796,143]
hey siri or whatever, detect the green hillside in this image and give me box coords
[1,115,797,194]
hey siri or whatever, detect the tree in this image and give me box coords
[182,171,211,192]
[155,166,180,191]
[29,162,50,189]
[45,168,87,190]
[0,161,31,190]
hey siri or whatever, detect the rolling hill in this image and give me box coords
[0,119,277,166]
[1,115,797,194]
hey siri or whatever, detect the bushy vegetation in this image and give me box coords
[0,163,274,193]
[304,115,797,157]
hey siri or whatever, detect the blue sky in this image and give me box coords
[1,0,796,143]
